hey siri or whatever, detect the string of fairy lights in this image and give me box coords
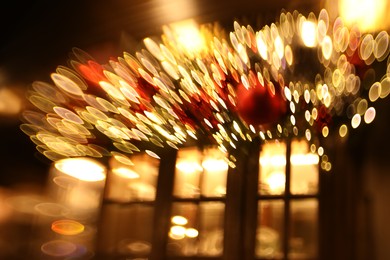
[20,9,390,170]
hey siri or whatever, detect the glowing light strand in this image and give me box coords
[21,9,390,168]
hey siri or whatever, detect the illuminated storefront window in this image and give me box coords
[168,146,227,257]
[257,139,319,259]
[97,139,320,259]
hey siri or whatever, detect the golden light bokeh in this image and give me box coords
[338,0,390,32]
[171,215,188,225]
[51,219,85,236]
[19,6,390,173]
[54,158,106,182]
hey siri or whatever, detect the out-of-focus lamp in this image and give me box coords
[337,0,390,32]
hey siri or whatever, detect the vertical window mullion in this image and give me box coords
[223,147,246,260]
[283,139,292,260]
[243,139,261,260]
[150,148,177,260]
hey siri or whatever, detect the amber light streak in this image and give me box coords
[51,219,85,235]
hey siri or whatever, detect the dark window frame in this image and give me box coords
[97,137,324,260]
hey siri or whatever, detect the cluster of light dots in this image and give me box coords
[169,215,199,240]
[21,9,390,171]
[5,193,90,258]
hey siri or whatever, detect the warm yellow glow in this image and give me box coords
[119,80,141,103]
[176,161,203,174]
[380,77,390,98]
[321,35,333,60]
[260,155,286,167]
[99,81,126,101]
[260,153,319,166]
[274,35,284,59]
[290,115,296,125]
[51,73,83,96]
[112,167,139,179]
[374,31,389,61]
[128,182,156,201]
[284,87,292,101]
[144,110,163,124]
[266,171,285,193]
[364,107,376,124]
[338,0,390,32]
[318,147,324,156]
[169,225,186,240]
[233,120,242,134]
[213,185,227,196]
[171,215,188,225]
[324,162,332,171]
[0,88,22,115]
[305,129,312,141]
[369,82,381,102]
[301,21,317,47]
[339,124,348,137]
[54,158,106,182]
[290,154,320,165]
[305,110,311,122]
[154,0,198,24]
[170,19,205,54]
[145,150,161,159]
[357,99,368,115]
[185,228,199,238]
[285,45,293,65]
[351,113,361,128]
[51,219,85,235]
[322,126,329,137]
[256,31,268,60]
[202,158,229,172]
[143,37,164,61]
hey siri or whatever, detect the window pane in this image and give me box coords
[167,202,224,257]
[106,153,159,202]
[289,199,318,259]
[173,146,228,198]
[98,204,154,258]
[200,147,228,197]
[259,141,286,195]
[167,203,198,256]
[290,140,319,195]
[198,202,224,256]
[173,148,202,198]
[256,200,284,259]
